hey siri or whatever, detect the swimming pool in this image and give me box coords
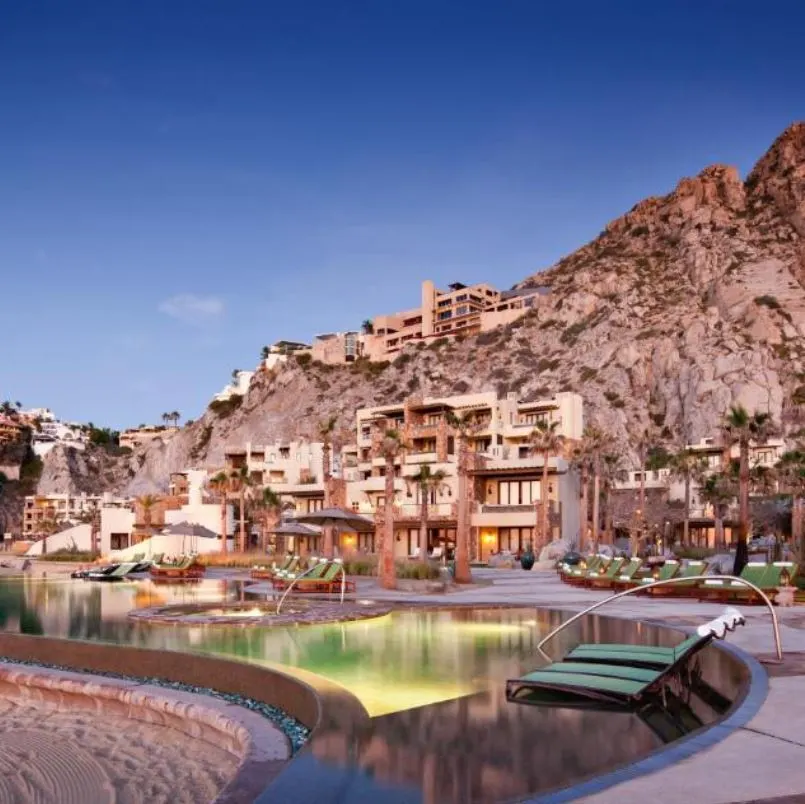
[0,576,750,802]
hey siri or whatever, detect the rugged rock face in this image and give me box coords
[41,123,805,496]
[36,444,135,496]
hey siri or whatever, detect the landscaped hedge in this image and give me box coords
[39,550,100,562]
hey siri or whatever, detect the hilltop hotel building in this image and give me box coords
[295,279,548,366]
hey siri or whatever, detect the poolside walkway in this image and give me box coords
[361,569,805,804]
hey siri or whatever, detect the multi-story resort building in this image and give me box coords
[613,435,788,547]
[23,492,114,538]
[215,391,582,558]
[346,391,583,560]
[222,441,332,509]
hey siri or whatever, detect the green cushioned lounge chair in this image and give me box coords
[698,561,767,601]
[702,561,798,603]
[648,560,707,596]
[507,609,745,706]
[566,632,711,670]
[273,559,330,589]
[634,559,679,590]
[606,558,643,590]
[87,561,138,582]
[563,555,603,585]
[584,557,625,587]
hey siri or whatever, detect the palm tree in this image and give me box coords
[668,448,707,546]
[699,473,734,551]
[318,414,338,556]
[170,411,181,427]
[161,412,169,428]
[722,405,777,572]
[410,465,448,555]
[361,319,374,335]
[570,425,606,549]
[377,424,403,590]
[229,466,254,552]
[445,410,478,583]
[254,486,283,552]
[599,451,627,544]
[136,494,158,545]
[528,420,564,552]
[261,345,270,361]
[777,449,805,557]
[209,471,230,553]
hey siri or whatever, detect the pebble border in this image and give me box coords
[128,599,392,627]
[0,655,311,753]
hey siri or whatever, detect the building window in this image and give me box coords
[498,527,533,553]
[498,479,540,505]
[455,305,468,316]
[110,533,129,550]
[437,310,452,320]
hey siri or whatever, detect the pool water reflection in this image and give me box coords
[0,577,748,802]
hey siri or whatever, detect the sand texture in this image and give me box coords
[0,696,240,803]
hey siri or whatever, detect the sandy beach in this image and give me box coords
[0,695,240,804]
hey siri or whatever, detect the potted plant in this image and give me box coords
[520,542,536,571]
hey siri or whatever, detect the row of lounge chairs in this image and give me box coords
[558,555,797,603]
[250,555,355,594]
[507,608,746,707]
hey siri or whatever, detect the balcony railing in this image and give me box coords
[480,503,535,514]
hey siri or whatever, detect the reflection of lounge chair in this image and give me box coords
[506,609,745,707]
[87,562,138,582]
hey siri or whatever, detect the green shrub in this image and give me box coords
[672,546,716,560]
[754,295,781,310]
[295,353,312,368]
[40,549,100,562]
[209,395,244,417]
[392,352,412,369]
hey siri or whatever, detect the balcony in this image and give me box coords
[405,451,438,464]
[352,476,406,494]
[367,502,457,520]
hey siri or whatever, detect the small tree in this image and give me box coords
[409,465,448,556]
[376,424,403,590]
[777,449,805,557]
[699,473,735,551]
[528,420,564,552]
[361,319,374,335]
[722,405,777,573]
[209,472,231,553]
[668,448,707,546]
[261,345,270,361]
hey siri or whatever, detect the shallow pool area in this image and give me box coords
[0,576,751,802]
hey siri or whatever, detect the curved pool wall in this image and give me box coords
[0,578,758,803]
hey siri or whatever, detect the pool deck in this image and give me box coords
[359,568,805,804]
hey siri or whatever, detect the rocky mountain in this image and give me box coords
[39,122,805,496]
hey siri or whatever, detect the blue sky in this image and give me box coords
[2,1,804,429]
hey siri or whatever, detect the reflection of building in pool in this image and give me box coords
[345,391,583,559]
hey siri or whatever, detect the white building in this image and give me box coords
[213,370,255,403]
[21,407,89,458]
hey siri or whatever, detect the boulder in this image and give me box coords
[538,539,571,563]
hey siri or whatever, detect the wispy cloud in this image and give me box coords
[158,294,224,324]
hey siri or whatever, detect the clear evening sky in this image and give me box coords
[2,1,804,429]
